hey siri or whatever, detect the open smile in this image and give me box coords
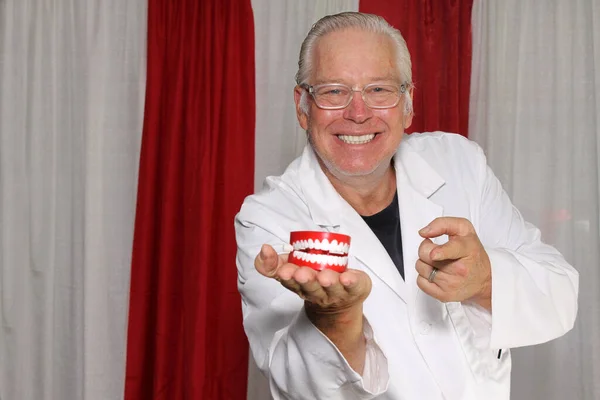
[336,133,379,144]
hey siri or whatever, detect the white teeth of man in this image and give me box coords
[292,240,349,254]
[338,133,376,144]
[294,251,348,266]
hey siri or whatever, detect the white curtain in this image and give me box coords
[0,1,147,399]
[249,2,358,398]
[251,0,359,191]
[470,0,600,399]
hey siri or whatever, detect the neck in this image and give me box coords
[322,161,397,217]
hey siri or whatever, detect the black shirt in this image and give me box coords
[360,192,404,280]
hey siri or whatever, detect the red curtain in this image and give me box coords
[360,0,473,137]
[124,0,255,399]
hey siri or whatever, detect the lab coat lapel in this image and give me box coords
[342,207,408,303]
[395,144,478,399]
[394,146,445,304]
[345,146,447,305]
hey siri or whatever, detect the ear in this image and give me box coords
[403,87,414,130]
[294,85,309,130]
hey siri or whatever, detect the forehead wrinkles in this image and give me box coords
[310,29,398,84]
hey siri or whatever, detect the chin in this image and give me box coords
[313,144,388,179]
[331,162,381,178]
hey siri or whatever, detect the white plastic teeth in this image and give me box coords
[291,239,350,255]
[293,251,348,266]
[338,133,375,144]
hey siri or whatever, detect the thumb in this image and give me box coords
[255,244,287,278]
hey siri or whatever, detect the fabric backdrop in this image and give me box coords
[0,1,147,399]
[1,1,598,400]
[469,0,600,399]
[124,0,255,399]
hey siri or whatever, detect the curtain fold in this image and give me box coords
[359,0,473,136]
[469,1,600,399]
[124,0,255,399]
[0,1,147,399]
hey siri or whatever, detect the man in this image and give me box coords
[235,12,578,400]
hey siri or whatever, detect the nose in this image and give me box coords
[343,91,373,123]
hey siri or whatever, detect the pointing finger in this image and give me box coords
[430,237,468,261]
[418,238,437,264]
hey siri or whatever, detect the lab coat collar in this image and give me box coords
[296,145,345,227]
[297,141,446,227]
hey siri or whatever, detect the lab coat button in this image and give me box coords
[419,321,432,335]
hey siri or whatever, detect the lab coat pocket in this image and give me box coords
[446,302,511,383]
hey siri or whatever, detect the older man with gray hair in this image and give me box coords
[235,12,578,400]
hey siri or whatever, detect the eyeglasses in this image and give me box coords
[301,82,409,110]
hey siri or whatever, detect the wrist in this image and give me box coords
[304,302,368,375]
[471,273,492,311]
[305,302,364,340]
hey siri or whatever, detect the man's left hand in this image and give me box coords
[415,217,492,311]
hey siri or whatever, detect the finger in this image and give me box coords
[415,259,435,281]
[293,265,319,286]
[294,267,328,300]
[419,217,474,239]
[317,269,347,299]
[270,262,305,295]
[279,279,305,297]
[430,237,469,261]
[437,259,469,279]
[255,244,288,278]
[418,238,437,264]
[275,265,301,292]
[416,275,448,302]
[277,262,299,281]
[339,270,372,298]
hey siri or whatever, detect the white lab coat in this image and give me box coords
[235,132,578,400]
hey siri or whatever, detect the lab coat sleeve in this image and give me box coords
[471,142,579,349]
[235,206,389,400]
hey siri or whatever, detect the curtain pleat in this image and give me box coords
[124,0,255,399]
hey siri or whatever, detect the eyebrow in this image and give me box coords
[312,76,400,85]
[312,78,346,85]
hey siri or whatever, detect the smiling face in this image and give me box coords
[294,28,413,181]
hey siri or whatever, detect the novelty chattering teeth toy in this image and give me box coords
[288,231,351,273]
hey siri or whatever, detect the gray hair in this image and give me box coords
[296,12,413,115]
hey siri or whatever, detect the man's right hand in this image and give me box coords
[255,243,372,314]
[255,243,372,374]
